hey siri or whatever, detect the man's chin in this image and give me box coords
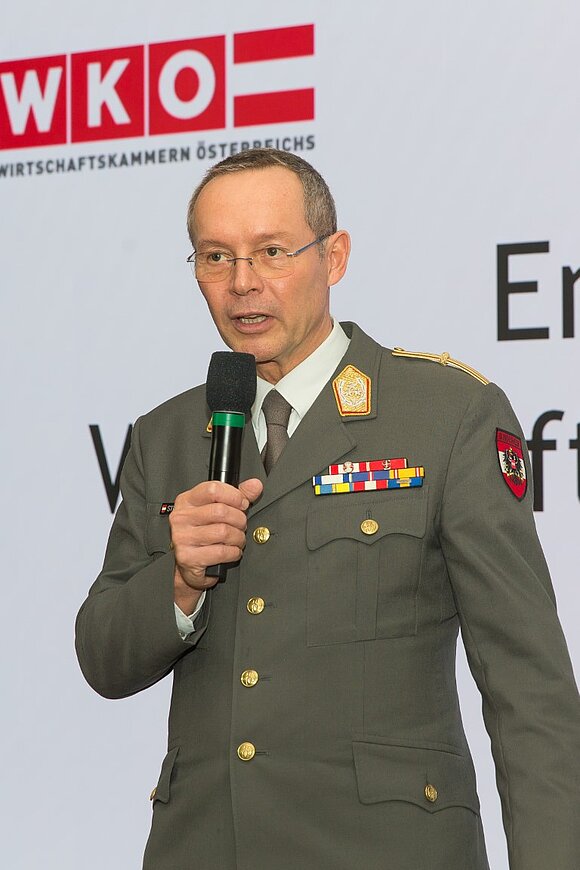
[220,332,277,364]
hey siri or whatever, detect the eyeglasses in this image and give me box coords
[187,235,330,283]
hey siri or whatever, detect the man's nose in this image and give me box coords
[229,257,262,296]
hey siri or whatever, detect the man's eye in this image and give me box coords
[264,246,285,258]
[206,252,226,263]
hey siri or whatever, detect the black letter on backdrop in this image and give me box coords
[90,424,133,513]
[497,242,550,340]
[570,424,580,502]
[562,266,580,338]
[526,411,564,512]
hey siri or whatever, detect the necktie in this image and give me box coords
[261,390,293,474]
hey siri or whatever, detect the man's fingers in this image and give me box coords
[180,543,243,571]
[176,480,252,511]
[169,478,263,592]
[171,501,248,533]
[174,542,244,591]
[239,477,264,506]
[174,522,246,551]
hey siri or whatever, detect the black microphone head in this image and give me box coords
[206,351,257,413]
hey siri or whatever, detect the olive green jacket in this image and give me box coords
[76,323,580,870]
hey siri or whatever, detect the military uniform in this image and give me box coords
[75,322,580,870]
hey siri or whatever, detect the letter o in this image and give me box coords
[158,50,215,120]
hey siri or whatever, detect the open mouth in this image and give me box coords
[238,315,267,324]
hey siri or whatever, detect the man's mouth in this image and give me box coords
[236,314,268,324]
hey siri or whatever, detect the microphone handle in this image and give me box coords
[205,415,244,582]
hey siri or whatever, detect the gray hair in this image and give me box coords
[187,148,337,245]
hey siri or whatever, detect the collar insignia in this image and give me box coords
[332,364,371,417]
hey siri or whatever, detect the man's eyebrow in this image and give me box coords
[194,238,229,249]
[252,231,294,243]
[195,231,295,249]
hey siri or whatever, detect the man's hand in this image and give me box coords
[170,478,263,614]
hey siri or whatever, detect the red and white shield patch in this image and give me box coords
[496,429,527,500]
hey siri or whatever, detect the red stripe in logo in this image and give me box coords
[233,24,314,63]
[234,88,314,127]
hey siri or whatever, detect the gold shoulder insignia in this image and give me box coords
[392,348,489,386]
[206,417,213,433]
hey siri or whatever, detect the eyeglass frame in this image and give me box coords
[186,234,331,282]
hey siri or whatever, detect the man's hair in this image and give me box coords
[187,148,337,245]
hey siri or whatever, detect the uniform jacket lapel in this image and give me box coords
[248,322,382,518]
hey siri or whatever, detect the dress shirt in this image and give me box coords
[175,319,350,638]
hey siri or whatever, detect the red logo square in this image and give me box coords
[148,37,225,136]
[0,54,67,150]
[71,45,145,143]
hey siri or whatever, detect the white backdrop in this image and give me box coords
[1,3,579,868]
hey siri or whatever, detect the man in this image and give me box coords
[76,149,580,870]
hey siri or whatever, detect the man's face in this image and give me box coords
[191,166,349,383]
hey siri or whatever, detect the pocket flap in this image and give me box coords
[151,746,179,804]
[307,488,427,550]
[353,740,479,814]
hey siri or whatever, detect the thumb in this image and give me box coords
[239,477,264,506]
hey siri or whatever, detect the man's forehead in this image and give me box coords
[192,165,308,240]
[197,165,302,204]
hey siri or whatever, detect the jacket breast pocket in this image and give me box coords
[306,488,427,646]
[145,503,172,555]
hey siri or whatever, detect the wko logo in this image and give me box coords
[0,24,314,151]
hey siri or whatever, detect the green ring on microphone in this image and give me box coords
[212,412,246,428]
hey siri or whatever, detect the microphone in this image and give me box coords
[205,351,257,582]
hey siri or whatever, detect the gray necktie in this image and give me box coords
[261,390,293,474]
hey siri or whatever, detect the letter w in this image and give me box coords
[0,67,62,134]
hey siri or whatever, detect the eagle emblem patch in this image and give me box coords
[496,429,527,500]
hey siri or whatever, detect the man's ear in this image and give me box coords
[326,230,351,287]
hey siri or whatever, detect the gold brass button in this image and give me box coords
[424,783,438,803]
[252,526,270,544]
[247,596,265,614]
[149,787,157,801]
[237,742,256,761]
[360,518,379,536]
[240,669,259,687]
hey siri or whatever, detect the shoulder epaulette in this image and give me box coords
[391,347,489,385]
